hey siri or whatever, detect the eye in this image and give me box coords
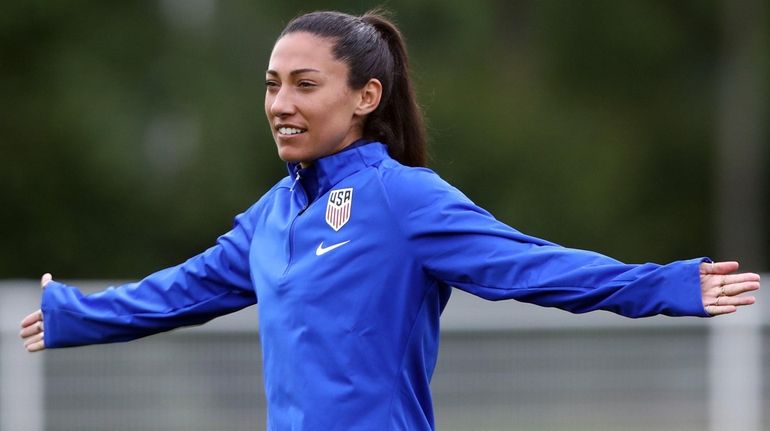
[297,80,317,89]
[265,80,280,91]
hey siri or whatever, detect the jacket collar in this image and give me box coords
[286,140,391,202]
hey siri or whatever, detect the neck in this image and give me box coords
[298,137,371,169]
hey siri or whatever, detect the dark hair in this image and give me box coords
[279,9,427,167]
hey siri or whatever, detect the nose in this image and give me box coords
[267,86,296,118]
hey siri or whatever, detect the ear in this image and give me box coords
[354,78,383,116]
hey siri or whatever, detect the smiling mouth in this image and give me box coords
[277,127,307,136]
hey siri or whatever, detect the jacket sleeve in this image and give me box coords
[42,205,261,348]
[385,168,710,318]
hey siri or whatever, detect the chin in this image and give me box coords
[276,146,310,165]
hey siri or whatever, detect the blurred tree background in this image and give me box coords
[1,0,767,279]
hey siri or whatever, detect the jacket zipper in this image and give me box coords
[284,170,308,276]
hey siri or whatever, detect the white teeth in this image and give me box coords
[278,127,305,135]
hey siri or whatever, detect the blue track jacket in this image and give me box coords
[42,142,709,430]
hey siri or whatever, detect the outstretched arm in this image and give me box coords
[700,261,760,316]
[385,168,761,318]
[20,202,263,350]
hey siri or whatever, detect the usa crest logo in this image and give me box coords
[326,188,353,231]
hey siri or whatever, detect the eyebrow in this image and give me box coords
[266,68,321,76]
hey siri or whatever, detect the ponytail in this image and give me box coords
[279,9,428,167]
[360,11,426,167]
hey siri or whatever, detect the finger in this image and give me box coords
[701,261,739,275]
[706,304,737,316]
[19,320,44,339]
[711,295,756,308]
[24,332,44,348]
[722,281,760,296]
[723,272,761,285]
[20,326,37,339]
[41,273,52,288]
[20,310,43,328]
[25,337,46,353]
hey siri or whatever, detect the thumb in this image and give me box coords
[41,273,52,289]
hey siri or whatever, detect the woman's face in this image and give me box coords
[265,32,367,166]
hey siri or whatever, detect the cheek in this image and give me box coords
[264,95,272,120]
[318,94,357,126]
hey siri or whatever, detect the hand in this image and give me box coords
[701,261,760,316]
[19,273,52,352]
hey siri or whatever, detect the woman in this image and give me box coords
[20,9,760,431]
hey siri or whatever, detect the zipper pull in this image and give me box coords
[290,169,302,192]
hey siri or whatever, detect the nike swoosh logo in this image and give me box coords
[315,240,351,256]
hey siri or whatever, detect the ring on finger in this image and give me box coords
[715,297,721,306]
